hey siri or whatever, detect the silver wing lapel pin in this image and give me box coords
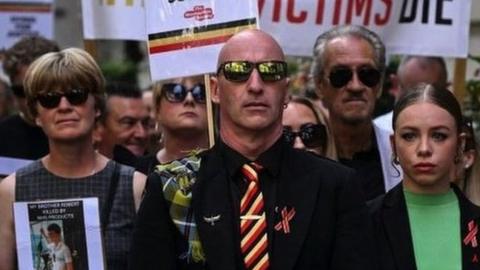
[203,214,221,226]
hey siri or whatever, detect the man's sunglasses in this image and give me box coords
[162,83,206,103]
[11,85,25,98]
[217,60,288,82]
[283,123,327,148]
[328,66,381,88]
[36,88,89,109]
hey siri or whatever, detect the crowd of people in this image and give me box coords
[0,24,479,270]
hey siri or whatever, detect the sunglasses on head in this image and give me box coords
[328,66,381,88]
[11,85,25,98]
[162,83,206,103]
[283,123,327,149]
[36,88,89,109]
[217,60,288,83]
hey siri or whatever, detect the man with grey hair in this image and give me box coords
[374,55,448,131]
[312,25,401,200]
[95,81,150,163]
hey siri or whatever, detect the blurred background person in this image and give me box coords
[0,48,146,270]
[136,75,208,174]
[282,95,337,159]
[375,55,448,132]
[94,81,150,166]
[370,84,479,270]
[142,86,155,122]
[0,36,59,161]
[0,75,13,121]
[141,85,162,154]
[455,117,480,206]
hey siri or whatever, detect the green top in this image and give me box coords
[404,188,461,270]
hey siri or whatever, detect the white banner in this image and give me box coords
[259,0,471,57]
[82,0,146,41]
[0,0,54,49]
[145,0,258,81]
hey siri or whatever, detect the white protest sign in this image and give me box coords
[259,0,471,57]
[14,198,105,270]
[82,0,146,41]
[0,0,54,49]
[145,0,258,81]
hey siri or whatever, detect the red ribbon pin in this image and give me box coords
[275,207,295,234]
[464,220,478,248]
[463,220,479,263]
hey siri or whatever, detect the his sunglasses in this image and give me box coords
[217,60,288,82]
[328,66,381,88]
[36,88,89,109]
[283,123,327,148]
[162,83,206,103]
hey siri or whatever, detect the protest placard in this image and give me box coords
[145,0,258,81]
[82,0,146,41]
[0,0,53,49]
[259,0,471,57]
[14,198,104,270]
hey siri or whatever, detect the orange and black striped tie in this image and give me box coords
[240,162,270,270]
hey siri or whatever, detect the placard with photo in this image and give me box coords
[14,198,104,270]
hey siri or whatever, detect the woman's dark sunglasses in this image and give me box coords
[36,88,89,109]
[283,123,327,148]
[162,83,206,103]
[217,60,288,82]
[328,66,381,88]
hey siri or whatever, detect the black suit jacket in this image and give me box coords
[369,183,480,270]
[131,142,376,270]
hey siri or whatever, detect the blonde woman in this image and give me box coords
[282,95,337,159]
[0,48,146,270]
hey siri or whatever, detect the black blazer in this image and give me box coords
[369,183,480,270]
[130,142,376,270]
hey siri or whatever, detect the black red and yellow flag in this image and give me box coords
[148,18,256,55]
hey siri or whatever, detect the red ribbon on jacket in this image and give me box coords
[464,220,478,248]
[275,207,295,234]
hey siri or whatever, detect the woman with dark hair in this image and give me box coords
[369,83,480,270]
[282,96,337,159]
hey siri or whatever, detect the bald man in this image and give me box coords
[130,29,375,270]
[374,55,448,131]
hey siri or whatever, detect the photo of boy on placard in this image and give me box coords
[28,201,88,270]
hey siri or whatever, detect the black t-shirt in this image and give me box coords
[113,144,140,167]
[0,114,49,160]
[134,153,158,175]
[339,134,385,201]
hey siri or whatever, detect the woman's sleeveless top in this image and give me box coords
[16,160,136,270]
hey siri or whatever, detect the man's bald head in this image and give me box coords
[211,29,289,160]
[217,29,285,66]
[396,55,448,99]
